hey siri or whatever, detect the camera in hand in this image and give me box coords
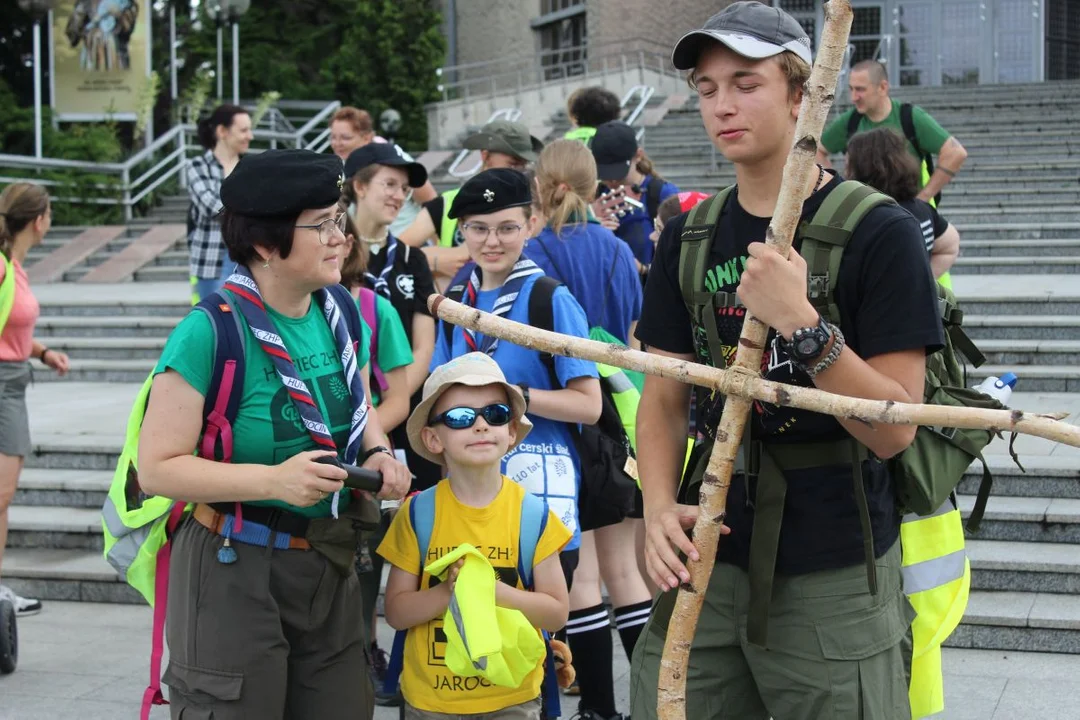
[314,455,384,493]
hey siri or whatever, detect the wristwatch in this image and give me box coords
[360,445,394,463]
[784,315,833,366]
[517,383,530,411]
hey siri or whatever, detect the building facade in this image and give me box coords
[438,0,1079,86]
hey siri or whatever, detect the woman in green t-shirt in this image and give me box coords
[138,149,411,719]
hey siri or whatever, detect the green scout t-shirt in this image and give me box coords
[369,292,414,406]
[820,102,951,159]
[153,290,371,518]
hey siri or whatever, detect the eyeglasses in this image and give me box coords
[428,403,513,430]
[295,213,348,245]
[461,222,527,242]
[374,179,411,197]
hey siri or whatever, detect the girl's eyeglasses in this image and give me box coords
[295,213,348,245]
[428,403,513,430]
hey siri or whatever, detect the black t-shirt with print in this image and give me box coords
[636,175,944,576]
[363,236,441,490]
[898,198,949,254]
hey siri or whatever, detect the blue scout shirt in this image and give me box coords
[431,271,598,550]
[524,222,642,345]
[614,175,680,265]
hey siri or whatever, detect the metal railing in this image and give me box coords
[0,99,341,221]
[445,108,523,178]
[435,38,679,105]
[621,84,655,144]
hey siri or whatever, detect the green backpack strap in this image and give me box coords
[678,186,735,366]
[800,181,895,324]
[0,255,15,336]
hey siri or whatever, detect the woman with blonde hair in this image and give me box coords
[0,183,71,636]
[523,139,648,720]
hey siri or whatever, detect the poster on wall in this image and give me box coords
[51,0,151,120]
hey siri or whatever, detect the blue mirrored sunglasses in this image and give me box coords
[428,403,513,430]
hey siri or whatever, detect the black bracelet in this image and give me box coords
[517,383,530,411]
[39,347,50,362]
[360,445,393,463]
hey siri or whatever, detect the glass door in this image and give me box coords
[993,0,1039,82]
[893,2,936,85]
[939,1,985,84]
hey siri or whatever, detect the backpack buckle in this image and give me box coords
[808,273,829,299]
[932,425,958,440]
[713,291,744,309]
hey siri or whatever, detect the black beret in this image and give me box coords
[447,168,532,220]
[344,143,429,189]
[220,149,344,217]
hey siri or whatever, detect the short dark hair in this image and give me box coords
[851,59,887,85]
[656,194,684,225]
[197,104,249,150]
[845,127,921,202]
[569,87,621,128]
[220,209,299,266]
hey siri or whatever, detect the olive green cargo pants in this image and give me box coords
[163,518,373,719]
[630,541,914,720]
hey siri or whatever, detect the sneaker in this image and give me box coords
[369,642,402,707]
[0,586,41,617]
[563,678,581,696]
[570,711,629,720]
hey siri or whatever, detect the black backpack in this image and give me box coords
[846,102,942,206]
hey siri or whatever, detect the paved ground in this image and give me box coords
[2,602,1080,719]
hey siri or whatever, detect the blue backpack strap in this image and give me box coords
[193,291,246,460]
[326,283,366,350]
[383,487,439,697]
[516,491,549,590]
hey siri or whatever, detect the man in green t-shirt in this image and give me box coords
[818,60,968,204]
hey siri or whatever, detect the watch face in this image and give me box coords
[795,337,822,358]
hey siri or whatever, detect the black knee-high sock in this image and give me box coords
[613,600,651,663]
[566,604,616,718]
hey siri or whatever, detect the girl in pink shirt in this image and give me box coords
[0,183,70,625]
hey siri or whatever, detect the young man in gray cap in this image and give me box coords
[630,3,943,718]
[399,120,543,291]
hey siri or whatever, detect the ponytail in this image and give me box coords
[0,183,50,259]
[535,139,598,237]
[197,104,248,151]
[635,151,655,178]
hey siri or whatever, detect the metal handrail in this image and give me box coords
[621,84,655,143]
[446,108,523,179]
[437,37,672,78]
[0,99,341,221]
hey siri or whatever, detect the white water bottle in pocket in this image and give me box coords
[972,372,1018,406]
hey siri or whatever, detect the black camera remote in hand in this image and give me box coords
[313,455,384,493]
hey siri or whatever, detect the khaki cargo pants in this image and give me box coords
[630,541,914,720]
[163,518,373,719]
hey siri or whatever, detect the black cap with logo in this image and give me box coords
[221,149,344,217]
[590,121,639,182]
[343,143,429,189]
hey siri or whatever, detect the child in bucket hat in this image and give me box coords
[377,352,573,718]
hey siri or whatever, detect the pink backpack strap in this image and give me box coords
[141,502,187,720]
[358,288,388,393]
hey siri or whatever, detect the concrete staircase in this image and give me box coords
[4,82,1080,657]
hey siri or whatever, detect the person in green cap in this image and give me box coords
[399,120,543,291]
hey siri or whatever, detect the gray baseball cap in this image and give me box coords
[671,1,813,71]
[462,120,544,163]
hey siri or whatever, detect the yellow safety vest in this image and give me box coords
[0,254,15,335]
[901,501,970,719]
[564,127,597,145]
[439,188,461,248]
[597,362,639,452]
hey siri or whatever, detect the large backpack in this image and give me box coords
[679,180,1007,528]
[381,487,564,717]
[846,102,941,206]
[442,273,639,528]
[101,283,364,720]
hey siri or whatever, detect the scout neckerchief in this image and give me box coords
[224,266,369,518]
[365,233,397,300]
[461,258,543,355]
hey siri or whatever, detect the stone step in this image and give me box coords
[957,454,1080,502]
[959,495,1080,545]
[952,223,1080,240]
[948,590,1080,654]
[13,469,111,509]
[968,539,1080,595]
[6,505,105,551]
[960,239,1080,258]
[34,315,179,338]
[953,257,1080,275]
[963,315,1080,341]
[27,357,155,383]
[38,301,189,318]
[966,364,1080,393]
[0,547,141,605]
[646,143,1080,161]
[957,284,1080,314]
[24,440,120,471]
[133,265,191,282]
[40,336,167,360]
[975,339,1080,366]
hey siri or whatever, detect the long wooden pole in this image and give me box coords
[426,294,1079,446]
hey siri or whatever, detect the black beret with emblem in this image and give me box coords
[220,149,344,217]
[447,168,532,220]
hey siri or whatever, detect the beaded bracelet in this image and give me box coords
[807,324,845,379]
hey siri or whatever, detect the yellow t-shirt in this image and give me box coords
[377,477,572,714]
